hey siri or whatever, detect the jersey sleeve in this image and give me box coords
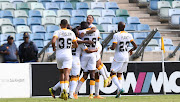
[72,32,77,42]
[112,34,118,44]
[129,34,134,42]
[53,31,58,38]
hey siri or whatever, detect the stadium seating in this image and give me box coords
[96,25,105,32]
[15,33,24,41]
[107,24,118,32]
[87,10,101,17]
[125,24,137,31]
[16,25,31,34]
[30,2,45,10]
[72,10,86,17]
[13,18,26,26]
[59,2,73,10]
[57,10,71,17]
[25,0,38,2]
[32,25,46,33]
[45,2,59,12]
[127,17,141,24]
[76,2,89,10]
[112,17,126,24]
[43,10,56,18]
[0,10,14,22]
[169,9,180,25]
[91,2,105,9]
[44,33,53,40]
[133,32,148,39]
[149,0,159,11]
[116,9,129,19]
[153,32,161,39]
[31,33,45,40]
[102,10,116,17]
[105,2,119,10]
[172,1,180,8]
[16,3,30,14]
[42,17,56,26]
[52,0,65,2]
[70,17,85,26]
[46,25,59,33]
[0,18,13,26]
[33,40,44,48]
[163,38,173,46]
[2,26,16,34]
[137,24,151,31]
[14,10,28,23]
[158,1,171,19]
[56,17,70,25]
[1,2,15,10]
[27,18,41,26]
[98,17,112,25]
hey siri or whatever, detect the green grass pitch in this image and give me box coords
[0,95,180,102]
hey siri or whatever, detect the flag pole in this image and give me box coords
[161,50,166,95]
[161,37,166,95]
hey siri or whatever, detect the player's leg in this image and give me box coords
[94,71,104,99]
[62,68,70,100]
[69,75,78,99]
[96,59,108,81]
[110,61,124,98]
[89,70,95,99]
[75,71,88,94]
[102,63,111,81]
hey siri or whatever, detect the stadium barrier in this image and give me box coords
[0,62,180,98]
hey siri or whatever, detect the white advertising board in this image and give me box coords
[0,63,31,98]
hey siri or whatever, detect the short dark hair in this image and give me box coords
[80,21,89,29]
[60,19,68,25]
[87,15,94,20]
[118,22,125,31]
[72,28,79,36]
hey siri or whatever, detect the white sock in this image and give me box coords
[75,77,85,94]
[112,75,121,90]
[69,78,77,97]
[64,81,69,90]
[98,64,107,80]
[103,64,110,78]
[90,80,95,95]
[53,81,61,91]
[60,81,64,92]
[118,77,123,89]
[95,79,99,96]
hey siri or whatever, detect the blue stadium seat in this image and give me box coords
[38,0,52,2]
[46,25,59,33]
[98,17,112,25]
[52,0,66,2]
[134,33,148,39]
[46,47,53,53]
[149,0,159,11]
[127,17,141,24]
[70,17,85,26]
[0,10,13,22]
[102,10,116,17]
[45,2,59,12]
[101,34,109,40]
[76,2,89,10]
[91,2,105,9]
[72,10,86,17]
[32,25,46,33]
[13,18,26,26]
[31,33,45,40]
[108,25,118,32]
[15,33,24,41]
[27,18,41,26]
[15,41,24,48]
[44,33,53,40]
[112,17,126,24]
[163,38,173,46]
[105,2,119,10]
[60,2,73,10]
[135,39,144,46]
[169,9,180,25]
[29,10,42,18]
[137,24,150,31]
[153,32,161,39]
[169,46,180,51]
[33,40,44,48]
[0,34,15,41]
[43,40,50,46]
[125,24,137,31]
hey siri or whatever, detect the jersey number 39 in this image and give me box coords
[59,38,72,49]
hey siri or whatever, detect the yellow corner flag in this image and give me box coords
[161,37,165,53]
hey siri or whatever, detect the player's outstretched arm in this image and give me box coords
[85,48,98,53]
[86,27,96,34]
[52,36,57,51]
[72,41,78,48]
[129,41,137,55]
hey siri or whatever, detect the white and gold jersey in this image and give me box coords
[79,29,100,50]
[72,38,88,58]
[53,28,76,58]
[112,31,134,62]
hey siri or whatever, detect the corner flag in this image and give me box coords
[161,37,165,53]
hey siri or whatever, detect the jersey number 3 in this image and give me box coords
[59,38,72,49]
